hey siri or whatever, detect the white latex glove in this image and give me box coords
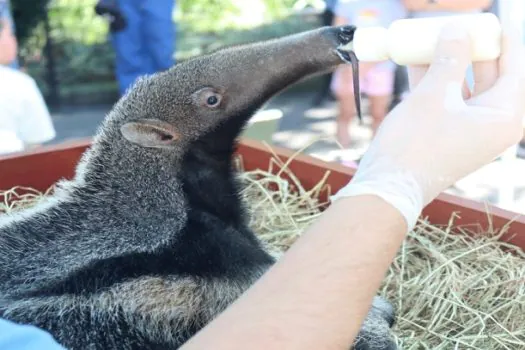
[331,21,525,231]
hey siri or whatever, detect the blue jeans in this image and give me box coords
[0,318,65,349]
[110,0,176,96]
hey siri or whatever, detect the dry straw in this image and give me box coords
[1,145,524,349]
[234,145,525,350]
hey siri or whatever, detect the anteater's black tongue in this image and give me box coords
[347,50,362,124]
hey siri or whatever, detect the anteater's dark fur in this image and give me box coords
[0,26,398,349]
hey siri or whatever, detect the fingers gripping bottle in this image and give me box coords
[341,13,502,65]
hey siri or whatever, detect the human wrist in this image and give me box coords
[330,169,424,232]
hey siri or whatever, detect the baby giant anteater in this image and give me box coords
[0,25,398,349]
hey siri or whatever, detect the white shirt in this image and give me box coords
[0,65,56,155]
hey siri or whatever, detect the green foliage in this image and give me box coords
[11,0,50,46]
[13,0,322,104]
[175,0,299,32]
[176,0,240,32]
[16,0,114,92]
[49,0,108,45]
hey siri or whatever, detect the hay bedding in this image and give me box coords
[1,152,524,350]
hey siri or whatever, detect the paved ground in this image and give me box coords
[46,89,525,215]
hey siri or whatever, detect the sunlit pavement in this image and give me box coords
[446,157,525,214]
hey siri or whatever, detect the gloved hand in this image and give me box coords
[331,21,525,231]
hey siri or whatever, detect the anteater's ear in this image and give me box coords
[120,119,180,148]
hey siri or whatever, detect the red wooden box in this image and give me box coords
[1,138,524,250]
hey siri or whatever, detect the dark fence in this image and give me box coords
[14,0,323,109]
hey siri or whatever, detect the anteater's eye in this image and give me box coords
[202,90,222,108]
[195,87,224,109]
[207,95,219,106]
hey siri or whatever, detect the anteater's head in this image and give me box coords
[79,26,356,189]
[104,26,356,157]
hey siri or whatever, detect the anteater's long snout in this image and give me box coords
[216,26,360,117]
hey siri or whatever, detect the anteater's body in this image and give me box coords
[0,26,397,349]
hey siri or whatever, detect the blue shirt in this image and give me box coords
[334,0,407,28]
[325,0,338,11]
[0,318,65,349]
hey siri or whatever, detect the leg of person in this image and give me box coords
[388,64,409,112]
[465,63,475,91]
[364,62,395,137]
[142,0,175,74]
[110,0,145,96]
[369,95,392,137]
[330,64,366,148]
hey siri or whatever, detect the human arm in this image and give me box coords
[0,17,17,65]
[181,195,405,350]
[402,0,493,12]
[180,21,525,350]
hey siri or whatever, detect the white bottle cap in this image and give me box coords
[353,27,389,62]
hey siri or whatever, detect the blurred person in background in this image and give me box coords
[0,0,16,68]
[490,0,525,158]
[402,0,494,90]
[330,0,407,148]
[95,0,176,97]
[400,1,525,158]
[389,0,495,113]
[0,0,15,67]
[402,0,493,16]
[0,0,56,156]
[388,64,409,113]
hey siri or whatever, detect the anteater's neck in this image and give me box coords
[70,112,253,226]
[180,114,251,229]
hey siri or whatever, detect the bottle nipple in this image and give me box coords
[352,26,389,62]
